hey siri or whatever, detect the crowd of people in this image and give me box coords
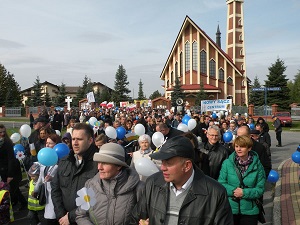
[0,106,276,225]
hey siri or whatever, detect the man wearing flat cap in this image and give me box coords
[76,142,144,225]
[130,136,233,225]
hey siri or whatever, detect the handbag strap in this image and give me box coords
[234,166,245,188]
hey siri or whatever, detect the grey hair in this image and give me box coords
[138,134,151,144]
[207,125,221,137]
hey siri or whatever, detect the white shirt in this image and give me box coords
[170,169,195,196]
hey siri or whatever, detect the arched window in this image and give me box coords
[200,50,207,74]
[227,77,233,85]
[192,41,198,71]
[171,71,174,84]
[167,80,169,88]
[239,34,243,41]
[209,60,216,78]
[240,48,244,56]
[175,62,178,77]
[185,42,190,72]
[219,68,224,81]
[238,19,242,26]
[180,52,183,76]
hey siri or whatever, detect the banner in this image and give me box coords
[201,99,232,112]
[86,92,95,103]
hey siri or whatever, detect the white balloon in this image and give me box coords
[220,111,224,115]
[55,130,61,136]
[235,113,239,116]
[217,113,221,118]
[20,124,31,138]
[105,126,117,139]
[134,124,145,136]
[10,133,21,143]
[152,132,164,148]
[135,157,159,177]
[225,112,229,116]
[187,119,197,131]
[177,123,189,132]
[89,117,97,126]
[213,111,216,114]
[244,113,248,117]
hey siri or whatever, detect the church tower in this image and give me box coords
[226,0,248,104]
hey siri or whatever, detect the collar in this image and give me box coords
[170,169,194,196]
[140,148,151,155]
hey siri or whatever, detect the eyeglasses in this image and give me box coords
[208,134,219,137]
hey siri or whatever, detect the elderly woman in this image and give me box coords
[130,134,157,181]
[218,135,266,225]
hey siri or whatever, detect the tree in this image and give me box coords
[149,90,163,100]
[265,58,290,111]
[73,75,94,106]
[288,70,300,103]
[112,65,131,104]
[137,79,145,100]
[195,81,208,106]
[170,75,185,107]
[32,76,43,106]
[55,83,67,106]
[43,92,52,107]
[249,76,264,106]
[99,87,111,103]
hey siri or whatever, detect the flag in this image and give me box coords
[107,102,114,108]
[86,92,95,103]
[100,101,107,107]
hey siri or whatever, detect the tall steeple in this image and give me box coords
[226,0,248,104]
[216,24,221,48]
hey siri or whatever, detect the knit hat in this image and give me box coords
[93,143,128,167]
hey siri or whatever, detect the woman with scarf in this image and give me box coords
[218,135,266,225]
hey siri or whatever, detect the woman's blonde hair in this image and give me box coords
[233,135,253,148]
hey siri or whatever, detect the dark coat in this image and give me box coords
[130,167,233,225]
[251,139,272,177]
[0,139,15,181]
[51,144,98,224]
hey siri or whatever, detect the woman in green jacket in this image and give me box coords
[218,135,266,225]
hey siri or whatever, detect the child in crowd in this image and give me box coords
[0,181,14,225]
[27,163,45,225]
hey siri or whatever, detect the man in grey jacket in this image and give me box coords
[76,143,144,225]
[130,136,233,225]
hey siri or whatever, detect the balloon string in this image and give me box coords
[19,159,30,184]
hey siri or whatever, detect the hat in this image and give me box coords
[34,116,48,123]
[250,129,260,135]
[272,115,276,119]
[150,136,195,161]
[62,132,71,141]
[93,143,128,167]
[28,162,41,176]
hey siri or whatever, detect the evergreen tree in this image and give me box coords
[137,79,145,100]
[43,92,52,107]
[4,72,21,106]
[0,64,6,105]
[94,88,101,105]
[170,75,185,106]
[289,70,300,103]
[265,58,290,111]
[26,97,33,107]
[73,75,94,106]
[100,87,111,103]
[195,81,208,106]
[32,76,43,106]
[249,76,264,105]
[112,65,131,105]
[149,90,163,100]
[55,83,67,106]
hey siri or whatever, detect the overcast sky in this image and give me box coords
[0,0,299,98]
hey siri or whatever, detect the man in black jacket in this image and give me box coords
[200,125,229,180]
[130,136,233,225]
[51,123,98,225]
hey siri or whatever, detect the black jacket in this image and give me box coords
[251,139,272,177]
[51,144,98,224]
[130,167,233,225]
[199,142,229,180]
[0,139,17,181]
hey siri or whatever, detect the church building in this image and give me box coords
[160,0,249,106]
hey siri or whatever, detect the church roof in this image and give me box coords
[166,84,221,92]
[160,15,243,79]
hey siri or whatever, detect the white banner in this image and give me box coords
[86,92,95,103]
[201,99,232,112]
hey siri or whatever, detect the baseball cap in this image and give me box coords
[150,136,195,161]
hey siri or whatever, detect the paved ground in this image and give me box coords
[10,130,300,224]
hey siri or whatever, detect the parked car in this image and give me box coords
[274,112,292,127]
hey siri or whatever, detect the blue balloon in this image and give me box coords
[182,114,191,125]
[249,123,255,130]
[223,132,233,143]
[291,151,300,164]
[267,169,279,183]
[115,107,119,110]
[116,126,126,139]
[14,144,25,154]
[38,147,58,166]
[53,143,70,159]
[212,113,217,119]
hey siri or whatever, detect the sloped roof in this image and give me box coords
[160,15,243,79]
[166,84,221,92]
